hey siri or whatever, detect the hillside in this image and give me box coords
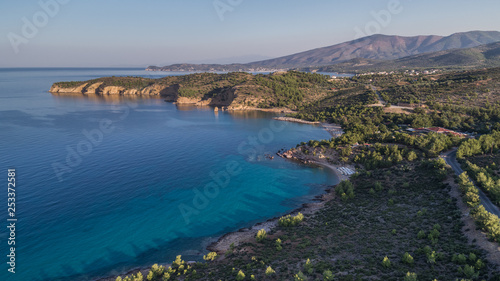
[147,31,500,71]
[51,67,500,133]
[313,41,500,72]
[49,71,361,110]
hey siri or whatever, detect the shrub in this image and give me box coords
[402,252,414,264]
[304,258,313,274]
[427,251,437,264]
[453,253,467,265]
[275,238,283,251]
[256,229,267,242]
[422,245,432,256]
[475,259,484,269]
[236,270,245,281]
[382,256,391,268]
[403,272,418,281]
[461,265,478,279]
[265,266,276,276]
[428,229,440,243]
[323,270,334,280]
[468,253,477,262]
[278,213,305,227]
[203,252,217,261]
[294,271,308,281]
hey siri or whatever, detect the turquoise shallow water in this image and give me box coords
[0,68,337,281]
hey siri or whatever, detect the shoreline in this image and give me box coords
[206,156,353,254]
[272,116,320,125]
[90,116,343,281]
[92,160,349,281]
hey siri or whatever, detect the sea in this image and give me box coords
[0,68,338,281]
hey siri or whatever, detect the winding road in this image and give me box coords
[441,149,500,217]
[367,84,414,110]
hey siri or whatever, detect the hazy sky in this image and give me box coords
[1,0,499,67]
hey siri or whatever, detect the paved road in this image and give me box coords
[369,85,386,105]
[368,84,414,110]
[441,149,500,217]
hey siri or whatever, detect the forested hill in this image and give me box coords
[51,67,500,134]
[147,31,500,71]
[311,41,500,73]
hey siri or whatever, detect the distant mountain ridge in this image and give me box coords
[313,41,500,73]
[147,31,500,71]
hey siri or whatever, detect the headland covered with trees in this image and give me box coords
[55,67,500,280]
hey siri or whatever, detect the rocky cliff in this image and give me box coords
[49,71,335,111]
[49,81,241,107]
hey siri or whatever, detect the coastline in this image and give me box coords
[206,159,351,254]
[91,117,344,281]
[272,116,320,125]
[93,159,347,281]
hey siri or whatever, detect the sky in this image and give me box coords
[0,0,499,67]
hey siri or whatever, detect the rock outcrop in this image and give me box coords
[49,82,241,108]
[50,83,89,94]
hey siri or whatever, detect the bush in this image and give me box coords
[278,213,305,227]
[256,229,267,242]
[275,238,283,251]
[468,253,477,262]
[403,272,418,281]
[294,271,308,281]
[402,252,414,264]
[461,265,478,279]
[388,198,395,206]
[304,259,313,274]
[203,252,217,261]
[236,270,246,281]
[475,259,484,269]
[323,270,334,280]
[453,253,467,265]
[427,251,437,264]
[382,256,391,268]
[428,228,440,242]
[265,266,276,276]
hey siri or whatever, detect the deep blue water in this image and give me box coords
[0,68,337,281]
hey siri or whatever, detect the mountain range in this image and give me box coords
[147,31,500,72]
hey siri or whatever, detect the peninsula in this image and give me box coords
[52,67,500,280]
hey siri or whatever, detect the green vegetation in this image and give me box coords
[203,252,217,262]
[382,256,391,268]
[110,67,500,280]
[256,229,267,243]
[458,172,500,242]
[278,212,304,227]
[457,131,500,158]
